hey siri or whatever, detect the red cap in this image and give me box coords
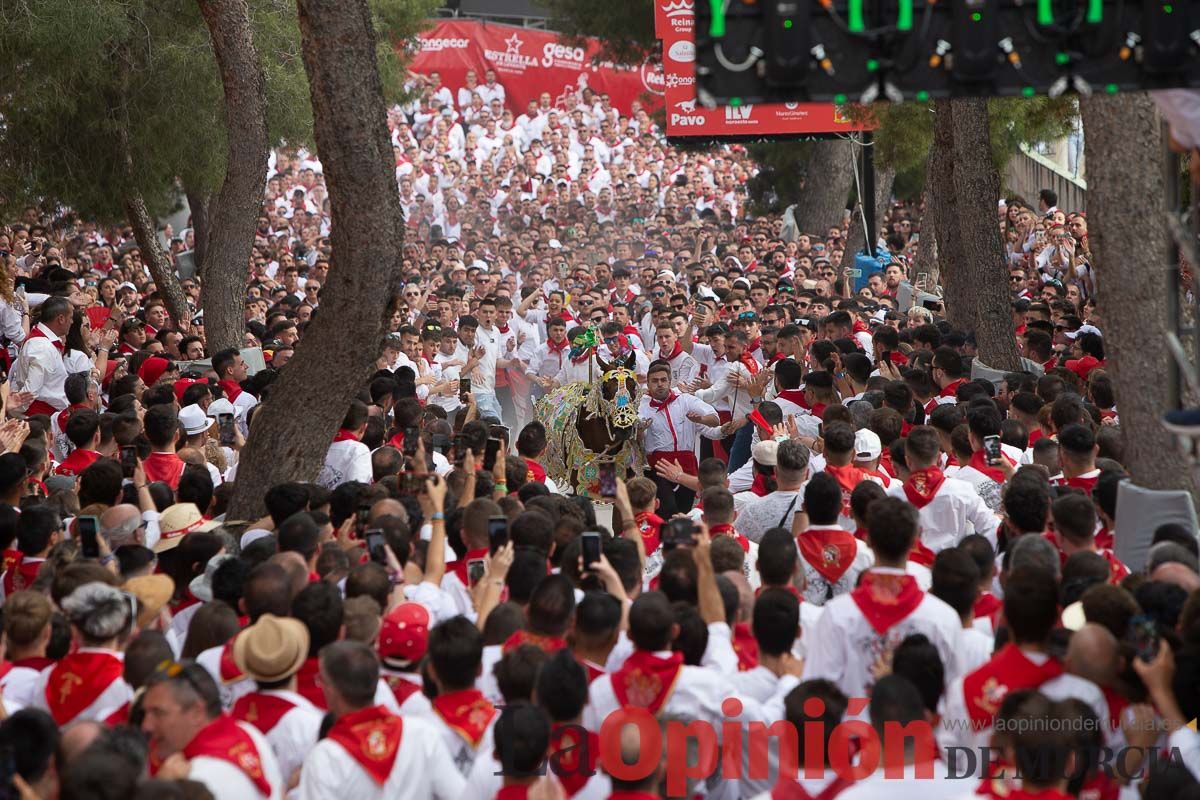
[377,602,430,667]
[138,356,171,387]
[173,378,201,403]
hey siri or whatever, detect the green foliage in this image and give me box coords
[871,96,1077,199]
[746,142,817,214]
[542,0,657,64]
[0,0,436,223]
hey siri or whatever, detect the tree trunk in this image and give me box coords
[789,139,853,236]
[845,163,894,262]
[185,186,211,276]
[196,0,269,355]
[1080,93,1197,496]
[227,0,405,520]
[916,187,939,286]
[947,97,1020,371]
[124,194,191,331]
[929,101,971,330]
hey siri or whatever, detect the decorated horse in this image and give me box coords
[536,347,644,498]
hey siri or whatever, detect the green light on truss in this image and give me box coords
[1086,0,1103,22]
[897,0,914,30]
[730,96,742,106]
[866,58,879,71]
[1164,3,1174,12]
[848,0,866,32]
[709,0,726,36]
[784,18,794,28]
[1022,86,1036,97]
[971,11,982,21]
[1105,83,1119,93]
[916,90,930,101]
[1038,0,1054,25]
[834,93,848,104]
[1055,52,1070,64]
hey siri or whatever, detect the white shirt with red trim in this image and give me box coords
[801,569,963,700]
[188,720,285,800]
[637,393,723,457]
[797,526,875,606]
[317,439,372,489]
[885,475,1000,553]
[582,649,726,735]
[29,648,133,725]
[245,689,323,790]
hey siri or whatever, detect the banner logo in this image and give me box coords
[724,104,754,121]
[667,40,695,63]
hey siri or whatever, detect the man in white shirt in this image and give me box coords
[456,314,503,422]
[653,322,700,388]
[886,426,999,554]
[802,497,963,700]
[298,641,464,800]
[231,614,324,790]
[796,473,874,606]
[316,399,372,489]
[639,360,722,516]
[141,660,285,800]
[737,440,812,543]
[13,295,72,415]
[31,582,133,726]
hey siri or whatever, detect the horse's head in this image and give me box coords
[596,351,640,442]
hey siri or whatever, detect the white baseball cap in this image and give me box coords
[206,398,236,418]
[854,429,882,461]
[751,440,779,467]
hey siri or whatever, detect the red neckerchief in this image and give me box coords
[967,450,1014,484]
[963,644,1064,729]
[3,557,44,596]
[938,378,966,399]
[747,336,761,353]
[1053,472,1099,495]
[387,432,405,450]
[497,786,532,800]
[26,324,64,354]
[709,523,749,552]
[44,650,124,725]
[104,701,130,727]
[648,391,678,413]
[431,688,497,748]
[570,346,594,365]
[1095,525,1112,550]
[1028,429,1045,448]
[1100,685,1130,741]
[573,653,606,684]
[143,451,185,490]
[218,379,243,402]
[903,467,946,508]
[384,674,422,707]
[775,388,809,409]
[908,539,937,568]
[54,448,100,477]
[219,636,246,683]
[548,724,600,797]
[332,428,359,443]
[1103,549,1130,583]
[547,337,569,354]
[824,464,869,513]
[731,622,759,672]
[55,402,90,433]
[10,656,52,672]
[797,527,858,584]
[739,351,760,376]
[449,547,489,587]
[498,325,510,334]
[182,715,272,798]
[233,692,298,736]
[810,402,827,419]
[611,650,684,714]
[327,705,404,786]
[502,629,567,655]
[974,593,1002,628]
[635,512,663,555]
[770,773,856,800]
[524,458,547,484]
[661,340,683,361]
[750,473,772,497]
[768,352,786,365]
[879,448,895,477]
[850,571,924,635]
[295,657,327,709]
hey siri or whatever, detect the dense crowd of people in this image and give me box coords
[0,59,1195,800]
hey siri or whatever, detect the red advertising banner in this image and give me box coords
[654,0,870,137]
[409,20,665,116]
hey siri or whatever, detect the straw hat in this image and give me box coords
[123,574,175,629]
[233,614,310,684]
[155,503,220,553]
